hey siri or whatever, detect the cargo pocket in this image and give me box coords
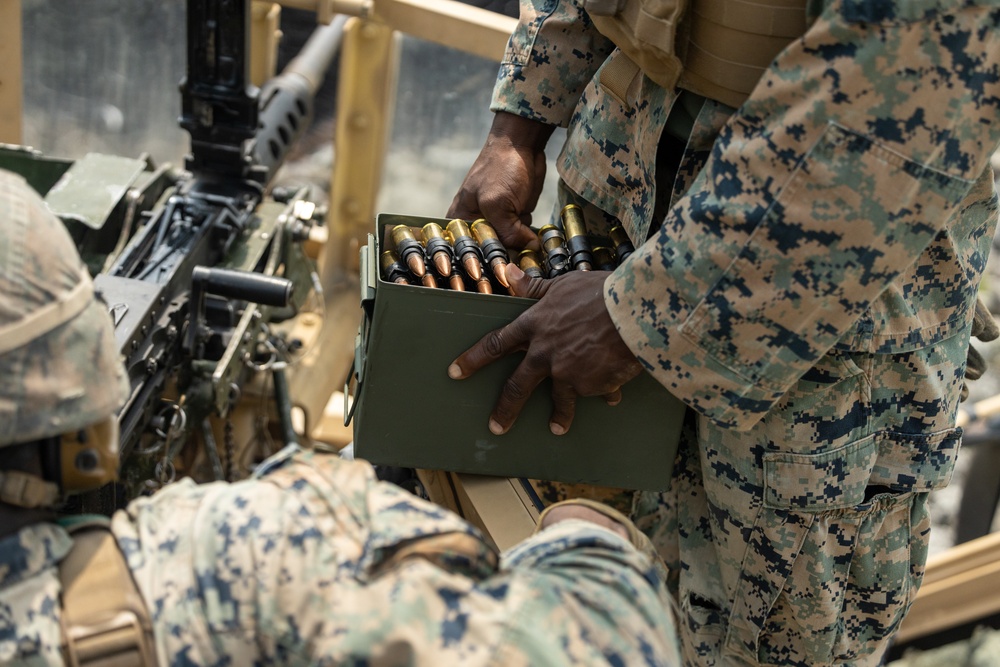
[724,428,959,665]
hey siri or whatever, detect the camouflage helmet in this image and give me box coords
[0,169,129,447]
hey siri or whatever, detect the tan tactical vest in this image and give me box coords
[59,519,158,667]
[585,0,809,108]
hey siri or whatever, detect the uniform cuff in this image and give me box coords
[604,272,783,431]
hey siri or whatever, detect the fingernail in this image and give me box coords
[550,423,566,436]
[448,363,463,379]
[489,419,504,435]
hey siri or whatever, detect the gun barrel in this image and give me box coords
[252,16,346,184]
[284,15,348,95]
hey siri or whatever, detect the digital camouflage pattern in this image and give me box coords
[0,170,129,447]
[0,523,73,665]
[0,448,680,666]
[493,0,1000,664]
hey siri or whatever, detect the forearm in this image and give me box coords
[485,111,558,152]
[496,520,679,663]
[491,0,615,127]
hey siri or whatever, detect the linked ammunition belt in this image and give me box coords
[381,212,635,290]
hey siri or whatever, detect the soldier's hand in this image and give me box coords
[541,503,631,541]
[448,264,642,435]
[447,112,555,250]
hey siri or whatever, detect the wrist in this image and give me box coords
[487,111,556,152]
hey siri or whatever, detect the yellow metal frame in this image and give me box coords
[250,2,283,87]
[325,18,398,278]
[0,0,23,144]
[264,0,516,60]
[256,0,516,277]
[373,0,515,62]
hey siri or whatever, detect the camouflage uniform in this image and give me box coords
[0,447,680,666]
[492,0,1000,664]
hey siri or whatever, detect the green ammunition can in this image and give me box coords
[348,214,685,490]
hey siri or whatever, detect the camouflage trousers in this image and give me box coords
[533,65,1000,667]
[530,328,975,666]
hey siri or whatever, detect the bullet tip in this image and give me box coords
[406,255,426,277]
[434,253,452,277]
[494,262,509,288]
[463,256,483,281]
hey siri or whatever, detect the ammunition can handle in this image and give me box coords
[348,236,375,427]
[360,234,377,309]
[344,336,361,427]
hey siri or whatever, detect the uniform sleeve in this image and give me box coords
[605,0,1000,430]
[494,519,680,665]
[111,450,678,665]
[491,0,615,126]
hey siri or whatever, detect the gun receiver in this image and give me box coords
[77,0,343,509]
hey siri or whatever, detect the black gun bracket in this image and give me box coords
[179,0,259,180]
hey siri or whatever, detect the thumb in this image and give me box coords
[507,263,551,300]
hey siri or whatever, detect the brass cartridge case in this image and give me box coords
[471,218,511,288]
[517,248,545,280]
[559,204,594,271]
[446,218,484,282]
[609,226,635,263]
[421,222,454,278]
[537,224,570,277]
[391,224,428,279]
[592,246,617,272]
[380,249,412,284]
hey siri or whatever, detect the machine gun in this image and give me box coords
[2,0,343,512]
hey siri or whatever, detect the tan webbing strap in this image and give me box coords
[0,470,60,508]
[587,0,687,91]
[59,522,158,667]
[678,0,808,108]
[693,0,808,38]
[598,51,644,108]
